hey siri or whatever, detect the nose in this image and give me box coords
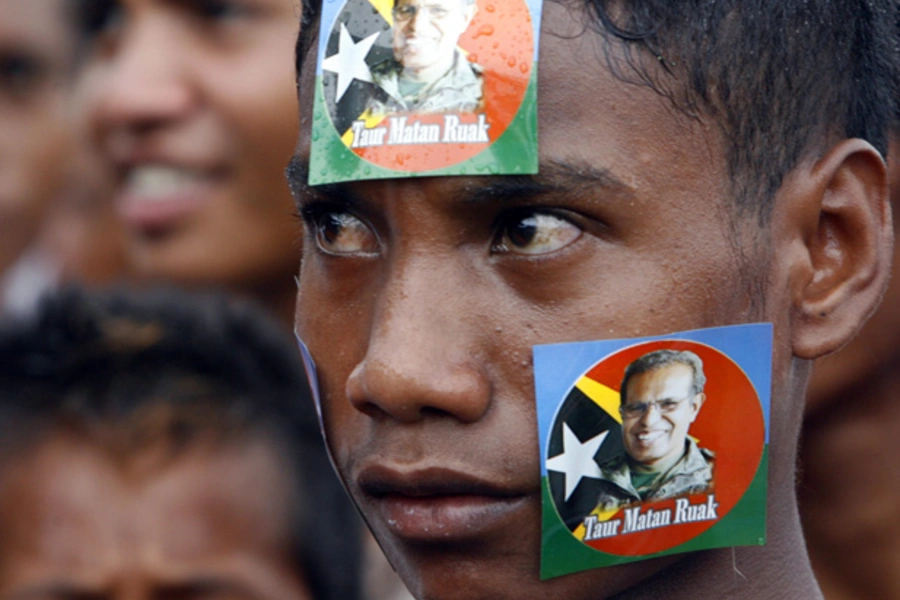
[345,255,491,424]
[638,403,662,426]
[89,14,195,137]
[407,8,424,31]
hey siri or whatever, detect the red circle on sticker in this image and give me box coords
[549,340,765,556]
[326,0,533,172]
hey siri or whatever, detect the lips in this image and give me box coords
[357,465,530,543]
[116,164,222,234]
[633,429,667,447]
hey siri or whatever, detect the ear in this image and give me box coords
[689,393,705,422]
[779,139,893,359]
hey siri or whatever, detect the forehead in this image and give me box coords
[626,364,694,397]
[298,2,728,208]
[0,435,294,586]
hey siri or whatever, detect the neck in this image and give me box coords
[800,358,900,600]
[629,445,685,476]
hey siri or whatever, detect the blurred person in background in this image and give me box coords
[75,0,305,328]
[0,0,131,315]
[800,129,900,600]
[74,2,413,597]
[0,286,361,600]
[0,0,75,314]
[35,113,130,287]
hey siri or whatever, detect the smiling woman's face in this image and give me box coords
[79,0,302,307]
[0,0,73,274]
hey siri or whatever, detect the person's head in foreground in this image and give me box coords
[291,0,898,598]
[392,0,477,82]
[74,0,303,326]
[0,287,362,600]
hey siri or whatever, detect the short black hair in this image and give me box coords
[0,286,362,600]
[295,0,899,222]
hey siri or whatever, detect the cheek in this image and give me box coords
[228,92,297,186]
[205,41,298,182]
[296,264,375,415]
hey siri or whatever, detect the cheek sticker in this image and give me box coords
[533,323,771,579]
[309,0,541,184]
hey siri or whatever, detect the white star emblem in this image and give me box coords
[546,423,608,501]
[322,24,380,103]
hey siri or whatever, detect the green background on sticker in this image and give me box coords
[308,71,538,185]
[540,447,768,580]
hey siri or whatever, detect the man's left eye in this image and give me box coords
[310,211,380,256]
[492,210,582,255]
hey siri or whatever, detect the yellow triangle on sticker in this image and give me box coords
[341,110,387,146]
[574,506,621,540]
[368,0,394,26]
[575,377,623,424]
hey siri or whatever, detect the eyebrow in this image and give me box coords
[461,160,634,205]
[286,155,635,212]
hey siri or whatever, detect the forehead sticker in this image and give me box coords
[309,0,540,184]
[533,323,771,579]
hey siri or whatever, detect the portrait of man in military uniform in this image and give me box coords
[594,349,715,512]
[367,0,483,115]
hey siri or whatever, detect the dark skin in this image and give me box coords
[800,136,900,600]
[0,433,312,600]
[292,2,892,598]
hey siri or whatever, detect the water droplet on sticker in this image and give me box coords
[473,23,494,38]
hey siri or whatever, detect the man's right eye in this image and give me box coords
[311,211,379,256]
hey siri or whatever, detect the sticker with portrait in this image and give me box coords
[533,323,771,579]
[309,0,540,184]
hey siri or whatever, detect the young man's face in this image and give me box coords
[0,434,312,600]
[392,0,475,77]
[295,3,768,598]
[621,364,703,470]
